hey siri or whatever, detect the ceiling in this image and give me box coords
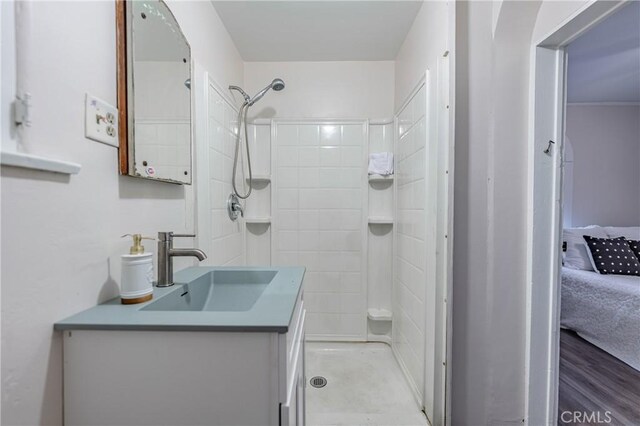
[211,1,423,61]
[567,1,640,103]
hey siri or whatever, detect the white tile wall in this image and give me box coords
[272,122,368,340]
[393,84,427,399]
[206,85,244,266]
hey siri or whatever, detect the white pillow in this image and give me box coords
[603,226,640,240]
[563,226,608,271]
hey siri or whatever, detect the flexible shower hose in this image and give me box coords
[231,103,253,199]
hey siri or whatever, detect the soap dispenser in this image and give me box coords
[120,234,154,304]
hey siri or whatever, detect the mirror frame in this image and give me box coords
[116,0,128,176]
[115,0,193,184]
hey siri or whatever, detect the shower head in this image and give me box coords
[248,78,286,106]
[271,78,285,91]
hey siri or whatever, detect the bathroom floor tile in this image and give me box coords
[305,342,427,426]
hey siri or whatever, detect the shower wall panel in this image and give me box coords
[205,85,245,266]
[393,84,427,400]
[272,121,368,340]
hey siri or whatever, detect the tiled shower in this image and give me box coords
[199,76,428,404]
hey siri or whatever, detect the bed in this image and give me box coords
[561,267,640,371]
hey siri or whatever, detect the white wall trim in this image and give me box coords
[535,0,628,48]
[0,150,81,175]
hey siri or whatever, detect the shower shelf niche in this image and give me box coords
[368,174,393,182]
[368,217,394,225]
[245,217,271,224]
[246,175,271,184]
[367,308,392,322]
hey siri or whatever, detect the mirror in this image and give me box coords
[116,0,192,184]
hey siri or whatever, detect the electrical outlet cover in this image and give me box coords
[85,94,118,147]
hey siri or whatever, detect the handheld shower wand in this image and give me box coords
[228,79,286,202]
[248,78,285,106]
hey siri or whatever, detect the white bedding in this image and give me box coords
[561,267,640,371]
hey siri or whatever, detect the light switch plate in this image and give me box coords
[85,94,118,147]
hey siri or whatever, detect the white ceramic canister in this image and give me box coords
[120,234,154,304]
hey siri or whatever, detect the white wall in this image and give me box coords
[452,1,590,424]
[564,105,640,227]
[394,1,449,109]
[244,61,395,119]
[0,1,243,425]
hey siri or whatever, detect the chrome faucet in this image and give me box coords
[157,232,207,287]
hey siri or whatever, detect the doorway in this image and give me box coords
[526,1,639,424]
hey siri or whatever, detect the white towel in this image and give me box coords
[368,152,394,175]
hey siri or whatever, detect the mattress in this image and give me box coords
[561,267,640,371]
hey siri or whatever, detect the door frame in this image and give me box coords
[525,1,629,425]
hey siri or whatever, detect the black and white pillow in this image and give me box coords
[583,236,640,276]
[627,239,640,262]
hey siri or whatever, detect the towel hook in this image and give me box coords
[544,140,555,154]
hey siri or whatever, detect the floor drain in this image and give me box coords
[310,376,327,388]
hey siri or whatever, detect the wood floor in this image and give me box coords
[558,329,640,425]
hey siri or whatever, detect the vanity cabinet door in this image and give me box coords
[295,338,306,426]
[280,344,304,426]
[280,312,305,426]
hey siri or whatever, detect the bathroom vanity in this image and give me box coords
[55,267,306,426]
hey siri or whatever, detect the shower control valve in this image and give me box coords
[227,193,244,221]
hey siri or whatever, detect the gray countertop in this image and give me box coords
[54,266,305,333]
